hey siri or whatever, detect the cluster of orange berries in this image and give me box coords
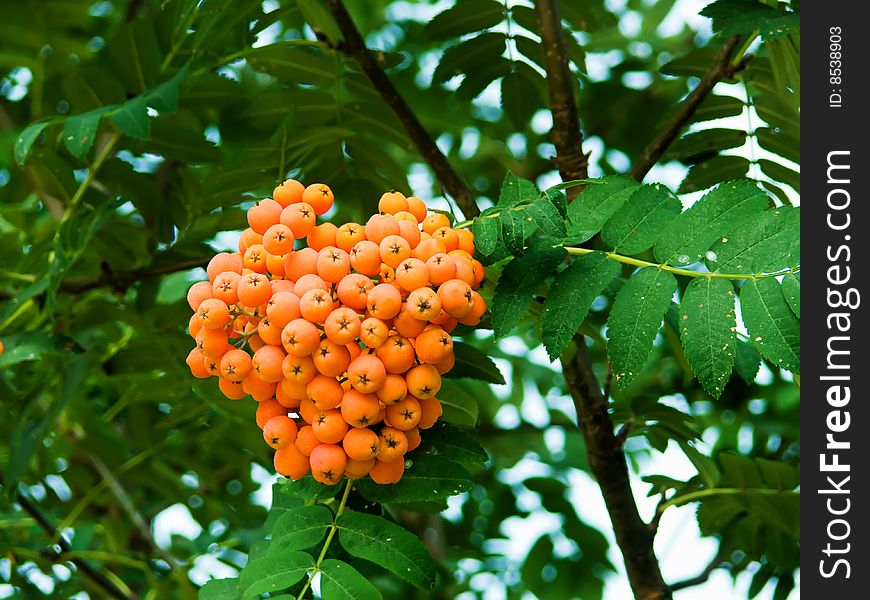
[185,179,485,486]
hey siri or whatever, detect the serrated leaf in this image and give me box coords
[678,156,751,194]
[499,209,526,255]
[472,216,500,257]
[424,0,505,39]
[542,252,620,360]
[666,128,748,162]
[691,94,746,123]
[567,175,638,243]
[438,378,481,426]
[541,189,568,218]
[270,505,332,551]
[781,273,799,318]
[526,196,567,240]
[108,95,151,139]
[734,339,761,383]
[679,278,737,398]
[491,246,567,338]
[706,206,799,273]
[419,421,488,467]
[354,454,472,504]
[498,171,538,208]
[655,179,770,265]
[319,560,383,600]
[447,342,505,384]
[755,128,799,165]
[62,107,111,159]
[279,474,344,500]
[15,120,52,166]
[336,511,436,590]
[607,268,677,389]
[601,184,681,254]
[198,578,239,600]
[758,159,800,193]
[238,551,311,599]
[433,32,506,85]
[740,278,800,372]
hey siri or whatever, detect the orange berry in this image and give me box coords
[257,317,283,346]
[307,222,338,251]
[378,235,412,269]
[406,196,427,222]
[342,427,380,461]
[405,287,442,321]
[220,348,253,381]
[271,279,295,295]
[273,179,305,207]
[266,291,301,328]
[415,327,453,364]
[434,352,455,375]
[281,318,321,356]
[186,348,211,378]
[393,210,418,224]
[294,273,329,297]
[324,307,362,345]
[376,373,408,405]
[364,213,400,245]
[349,240,382,276]
[366,283,402,320]
[280,202,317,238]
[340,389,381,428]
[197,298,231,330]
[187,281,214,311]
[245,372,278,402]
[432,227,459,252]
[247,199,283,234]
[295,425,320,456]
[196,327,228,357]
[239,228,264,254]
[471,259,485,288]
[426,253,457,286]
[378,264,397,287]
[378,191,409,215]
[316,246,351,283]
[385,396,422,431]
[375,335,416,374]
[238,273,272,306]
[189,314,203,338]
[418,397,442,429]
[307,374,344,410]
[207,252,244,281]
[252,345,286,383]
[456,229,475,254]
[406,364,441,399]
[212,271,241,305]
[346,341,362,361]
[346,354,387,394]
[284,247,318,282]
[276,380,304,408]
[413,238,447,262]
[302,183,335,216]
[406,427,422,450]
[397,219,421,248]
[336,273,373,310]
[309,443,347,485]
[298,397,320,424]
[263,415,299,449]
[312,410,349,445]
[274,443,310,480]
[256,400,287,429]
[281,354,316,385]
[345,457,376,479]
[243,244,268,274]
[369,457,404,484]
[335,222,366,253]
[299,288,335,324]
[263,224,295,255]
[312,339,351,377]
[437,279,475,318]
[218,377,246,400]
[422,213,450,234]
[359,317,389,349]
[453,256,476,286]
[377,427,408,463]
[457,291,486,326]
[394,303,426,338]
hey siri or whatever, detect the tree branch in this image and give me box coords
[16,494,135,600]
[629,36,752,181]
[669,557,729,592]
[534,0,588,198]
[323,0,479,218]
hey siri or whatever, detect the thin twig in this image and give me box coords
[16,494,135,600]
[323,0,479,218]
[670,557,729,592]
[629,36,753,181]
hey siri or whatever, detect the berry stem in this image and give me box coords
[296,479,354,600]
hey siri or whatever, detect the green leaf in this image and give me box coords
[665,128,748,162]
[246,43,337,87]
[438,378,481,426]
[655,179,770,265]
[108,95,150,139]
[501,62,544,129]
[198,578,239,600]
[499,209,526,256]
[491,245,567,338]
[781,273,799,318]
[108,19,162,93]
[541,189,568,218]
[706,206,799,273]
[447,342,505,384]
[601,184,681,254]
[15,120,52,166]
[567,175,639,243]
[734,340,761,383]
[336,511,436,590]
[701,0,800,41]
[526,196,567,240]
[418,421,488,467]
[678,156,751,194]
[758,159,800,193]
[497,171,538,208]
[278,474,345,500]
[472,216,500,257]
[319,560,383,600]
[542,252,621,360]
[661,47,723,78]
[679,278,737,398]
[424,0,505,39]
[62,108,111,159]
[238,550,311,599]
[740,278,800,373]
[691,94,746,123]
[270,505,333,551]
[607,268,678,389]
[354,453,472,504]
[433,33,506,85]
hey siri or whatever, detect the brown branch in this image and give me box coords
[16,494,135,600]
[629,36,752,181]
[323,0,479,218]
[669,556,729,592]
[534,0,589,197]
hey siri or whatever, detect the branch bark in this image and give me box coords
[629,36,752,181]
[534,0,588,198]
[323,0,479,218]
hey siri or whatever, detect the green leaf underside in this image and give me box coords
[706,206,799,273]
[740,278,800,373]
[654,179,770,265]
[542,252,621,360]
[491,246,568,338]
[607,268,678,389]
[567,175,638,243]
[679,278,737,398]
[238,550,311,599]
[601,183,682,254]
[336,511,436,590]
[319,559,384,600]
